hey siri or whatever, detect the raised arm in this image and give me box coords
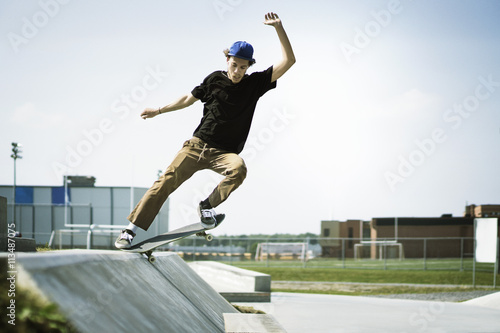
[264,12,296,83]
[141,93,199,119]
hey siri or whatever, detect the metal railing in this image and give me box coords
[48,225,125,250]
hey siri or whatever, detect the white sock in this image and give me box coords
[127,223,138,234]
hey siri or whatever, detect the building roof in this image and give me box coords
[372,217,475,226]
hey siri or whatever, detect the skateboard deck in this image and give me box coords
[120,214,225,263]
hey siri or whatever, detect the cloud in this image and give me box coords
[371,88,441,118]
[10,102,66,129]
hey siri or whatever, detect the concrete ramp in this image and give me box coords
[13,250,238,333]
[464,291,500,311]
[189,261,271,302]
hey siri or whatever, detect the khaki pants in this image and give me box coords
[127,137,247,231]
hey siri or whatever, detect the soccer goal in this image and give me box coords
[255,242,309,262]
[354,240,405,260]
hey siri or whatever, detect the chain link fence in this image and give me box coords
[28,232,498,273]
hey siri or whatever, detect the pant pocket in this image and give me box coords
[183,137,206,149]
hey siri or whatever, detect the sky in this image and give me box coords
[1,0,499,236]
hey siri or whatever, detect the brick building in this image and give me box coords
[370,216,475,258]
[320,220,370,258]
[464,204,500,218]
[320,205,500,259]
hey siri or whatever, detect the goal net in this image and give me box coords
[255,242,309,261]
[354,240,405,260]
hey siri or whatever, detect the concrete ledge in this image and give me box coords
[221,291,271,303]
[189,261,271,302]
[224,313,287,333]
[8,250,239,333]
[0,237,36,252]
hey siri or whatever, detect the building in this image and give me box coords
[370,216,475,259]
[320,220,370,258]
[0,178,169,249]
[464,204,500,218]
[320,205,500,259]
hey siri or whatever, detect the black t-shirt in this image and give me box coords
[191,66,276,154]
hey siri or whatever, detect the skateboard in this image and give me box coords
[120,214,225,263]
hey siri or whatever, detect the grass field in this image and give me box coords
[236,266,497,285]
[226,258,499,294]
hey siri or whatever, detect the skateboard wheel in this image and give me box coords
[148,256,156,263]
[205,234,213,242]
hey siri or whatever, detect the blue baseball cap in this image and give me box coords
[228,41,255,62]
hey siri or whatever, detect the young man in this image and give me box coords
[115,12,295,249]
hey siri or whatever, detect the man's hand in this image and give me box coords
[264,12,281,27]
[264,12,296,83]
[140,94,199,120]
[141,107,160,120]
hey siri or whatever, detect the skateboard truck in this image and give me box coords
[142,230,214,263]
[145,250,155,263]
[195,231,213,241]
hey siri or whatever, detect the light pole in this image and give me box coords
[10,142,23,225]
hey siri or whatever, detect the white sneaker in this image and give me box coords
[115,229,136,249]
[198,203,217,229]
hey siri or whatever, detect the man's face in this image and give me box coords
[226,57,249,84]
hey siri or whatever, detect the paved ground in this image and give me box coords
[236,291,500,333]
